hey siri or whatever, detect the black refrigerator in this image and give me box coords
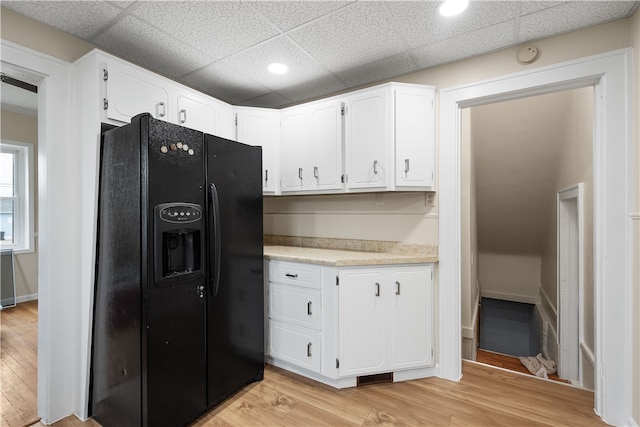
[90,113,264,427]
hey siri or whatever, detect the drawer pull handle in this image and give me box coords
[307,301,312,316]
[395,281,400,295]
[179,108,187,123]
[405,158,410,174]
[313,166,319,179]
[307,342,312,357]
[298,167,303,180]
[285,273,298,278]
[373,160,379,175]
[375,282,380,297]
[157,102,166,118]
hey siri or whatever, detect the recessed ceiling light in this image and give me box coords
[267,62,288,75]
[439,0,468,17]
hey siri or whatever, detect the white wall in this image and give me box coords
[630,7,640,426]
[1,109,38,300]
[477,253,541,303]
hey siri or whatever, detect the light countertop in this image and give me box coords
[263,241,438,267]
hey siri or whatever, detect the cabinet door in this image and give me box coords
[269,320,321,373]
[309,100,343,191]
[339,270,386,376]
[280,109,309,192]
[176,92,218,135]
[236,108,280,193]
[395,87,435,188]
[105,60,170,123]
[389,267,433,369]
[345,88,389,189]
[269,283,322,331]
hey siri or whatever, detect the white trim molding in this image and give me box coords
[438,48,633,426]
[2,39,77,424]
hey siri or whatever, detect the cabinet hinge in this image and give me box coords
[102,69,108,81]
[336,276,339,286]
[336,358,340,368]
[103,98,108,110]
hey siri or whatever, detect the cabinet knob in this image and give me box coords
[157,102,166,118]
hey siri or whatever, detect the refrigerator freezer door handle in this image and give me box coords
[209,182,222,298]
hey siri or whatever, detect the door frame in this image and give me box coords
[1,40,79,423]
[438,49,633,425]
[557,184,583,384]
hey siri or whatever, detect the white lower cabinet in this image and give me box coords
[339,266,434,376]
[266,260,434,388]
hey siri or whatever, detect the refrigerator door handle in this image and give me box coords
[209,182,222,298]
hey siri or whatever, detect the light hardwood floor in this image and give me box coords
[3,301,605,427]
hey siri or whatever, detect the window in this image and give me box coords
[0,140,34,253]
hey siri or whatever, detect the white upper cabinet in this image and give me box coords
[394,86,435,189]
[100,52,233,138]
[235,107,281,194]
[280,107,309,192]
[309,100,343,192]
[344,83,435,192]
[344,87,390,190]
[280,99,343,194]
[176,92,218,136]
[105,59,170,124]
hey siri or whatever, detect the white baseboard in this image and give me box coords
[481,290,540,305]
[16,293,38,303]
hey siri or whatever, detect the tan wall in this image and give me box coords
[630,7,640,426]
[1,7,93,63]
[0,110,38,299]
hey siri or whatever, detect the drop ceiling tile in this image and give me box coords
[386,1,518,49]
[519,1,568,15]
[220,36,335,91]
[412,20,516,69]
[287,2,406,73]
[519,1,638,41]
[248,1,354,32]
[2,1,122,39]
[183,62,271,106]
[239,91,293,109]
[336,52,417,88]
[278,73,348,105]
[132,1,279,61]
[94,15,214,78]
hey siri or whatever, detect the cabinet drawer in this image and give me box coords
[269,320,321,373]
[269,261,321,289]
[269,283,322,330]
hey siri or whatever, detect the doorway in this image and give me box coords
[464,88,593,388]
[1,67,40,425]
[438,49,633,425]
